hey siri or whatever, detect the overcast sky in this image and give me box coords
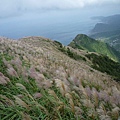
[0,0,120,18]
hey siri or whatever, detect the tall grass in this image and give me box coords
[0,37,120,119]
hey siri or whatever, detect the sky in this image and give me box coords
[0,0,120,18]
[0,0,120,44]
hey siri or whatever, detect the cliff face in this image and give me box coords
[0,36,120,119]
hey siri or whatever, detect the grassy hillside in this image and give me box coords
[90,30,120,52]
[85,53,120,81]
[0,37,120,120]
[69,34,120,62]
[90,14,120,52]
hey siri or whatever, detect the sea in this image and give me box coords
[0,8,119,45]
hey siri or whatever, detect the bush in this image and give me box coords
[86,53,120,81]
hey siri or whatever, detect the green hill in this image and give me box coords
[90,30,120,52]
[69,34,120,62]
[90,14,120,52]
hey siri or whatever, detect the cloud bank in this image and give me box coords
[0,0,120,17]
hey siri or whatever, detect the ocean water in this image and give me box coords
[0,8,119,45]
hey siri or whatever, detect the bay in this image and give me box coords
[0,8,119,45]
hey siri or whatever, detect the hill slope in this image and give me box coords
[0,36,120,120]
[69,34,120,62]
[90,14,120,52]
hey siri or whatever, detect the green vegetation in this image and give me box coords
[86,53,120,81]
[90,30,120,52]
[90,14,120,52]
[69,34,120,62]
[54,40,86,61]
[0,54,75,120]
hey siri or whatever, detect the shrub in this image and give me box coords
[86,53,120,81]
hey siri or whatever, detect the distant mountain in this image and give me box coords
[91,14,120,33]
[90,14,120,52]
[69,34,120,62]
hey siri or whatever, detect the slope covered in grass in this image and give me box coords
[90,14,120,52]
[85,53,120,81]
[90,29,120,52]
[0,37,120,120]
[69,34,120,62]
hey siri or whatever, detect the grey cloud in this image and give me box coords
[0,0,120,18]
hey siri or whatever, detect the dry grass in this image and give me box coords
[0,36,120,120]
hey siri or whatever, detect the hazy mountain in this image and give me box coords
[91,14,120,33]
[0,36,120,119]
[90,14,120,52]
[69,34,120,62]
